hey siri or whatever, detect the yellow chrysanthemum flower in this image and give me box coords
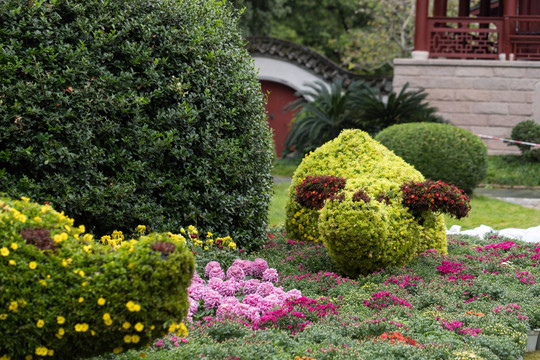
[35,347,48,356]
[0,314,7,320]
[134,322,144,332]
[0,248,9,257]
[113,347,123,354]
[9,302,18,312]
[124,335,132,343]
[126,301,141,312]
[78,297,84,303]
[10,243,18,251]
[8,260,16,266]
[122,322,131,330]
[136,225,146,234]
[97,297,106,306]
[74,323,89,332]
[29,262,37,270]
[36,319,44,328]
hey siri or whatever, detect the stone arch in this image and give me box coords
[247,36,392,157]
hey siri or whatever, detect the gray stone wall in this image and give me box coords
[393,58,540,154]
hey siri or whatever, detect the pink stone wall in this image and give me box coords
[393,59,540,154]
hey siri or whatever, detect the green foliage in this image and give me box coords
[375,122,488,194]
[0,197,194,359]
[353,83,446,135]
[284,82,445,157]
[341,0,416,74]
[285,129,447,277]
[269,0,371,65]
[510,120,540,162]
[484,155,540,186]
[229,0,290,36]
[444,195,540,231]
[283,80,364,157]
[0,0,274,251]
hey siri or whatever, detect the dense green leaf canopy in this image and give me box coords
[0,0,274,250]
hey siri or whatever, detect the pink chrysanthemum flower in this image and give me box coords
[204,261,221,278]
[262,268,279,283]
[202,288,222,310]
[242,279,261,295]
[227,265,246,281]
[257,282,275,297]
[251,258,269,278]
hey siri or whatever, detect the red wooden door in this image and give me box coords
[260,80,299,157]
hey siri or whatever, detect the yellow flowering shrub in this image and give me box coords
[0,197,194,359]
[285,129,447,277]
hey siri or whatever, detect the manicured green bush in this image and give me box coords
[0,0,274,250]
[285,129,447,277]
[510,120,540,161]
[0,197,195,359]
[375,123,488,194]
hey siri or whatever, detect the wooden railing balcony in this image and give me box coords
[426,16,540,60]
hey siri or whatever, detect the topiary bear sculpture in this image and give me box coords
[0,197,194,359]
[285,129,469,277]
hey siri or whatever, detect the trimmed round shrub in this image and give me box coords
[285,129,447,277]
[0,0,274,250]
[375,123,488,194]
[510,120,540,161]
[0,197,195,359]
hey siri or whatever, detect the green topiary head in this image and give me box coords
[0,0,274,251]
[0,196,194,359]
[285,129,448,277]
[374,123,488,194]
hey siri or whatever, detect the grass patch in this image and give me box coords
[525,351,540,360]
[483,155,540,187]
[444,195,540,230]
[271,157,301,177]
[268,181,290,227]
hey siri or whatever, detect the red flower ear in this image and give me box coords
[295,175,346,210]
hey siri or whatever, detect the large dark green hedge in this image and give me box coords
[375,123,488,194]
[0,0,274,250]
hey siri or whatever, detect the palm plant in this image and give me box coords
[282,81,445,157]
[351,83,446,135]
[282,79,364,157]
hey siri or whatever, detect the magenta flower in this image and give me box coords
[251,258,269,278]
[233,259,253,276]
[241,279,260,295]
[207,267,226,280]
[257,282,275,297]
[243,293,263,307]
[202,288,222,310]
[208,277,224,291]
[188,284,206,301]
[218,279,238,296]
[227,265,246,281]
[262,268,279,283]
[286,289,302,300]
[204,261,221,277]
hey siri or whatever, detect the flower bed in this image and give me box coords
[77,229,540,359]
